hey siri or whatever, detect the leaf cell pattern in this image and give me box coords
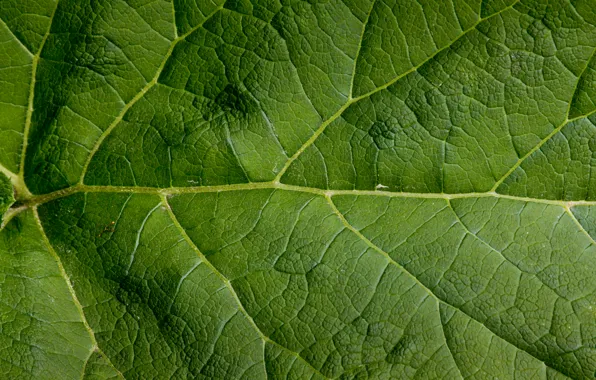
[1,0,596,379]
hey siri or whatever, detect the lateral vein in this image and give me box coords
[274,0,521,181]
[79,4,225,185]
[326,195,571,378]
[33,207,125,379]
[17,0,59,198]
[162,195,332,380]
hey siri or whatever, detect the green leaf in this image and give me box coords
[1,0,596,378]
[0,172,14,222]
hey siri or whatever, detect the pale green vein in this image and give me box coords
[447,199,568,301]
[0,16,33,56]
[79,4,225,185]
[15,182,596,214]
[275,0,520,181]
[162,195,331,380]
[32,207,125,380]
[16,1,59,199]
[491,106,596,192]
[348,0,377,99]
[565,205,596,247]
[325,195,570,378]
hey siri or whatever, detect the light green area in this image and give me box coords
[0,210,95,379]
[82,351,121,380]
[0,5,35,173]
[1,0,596,378]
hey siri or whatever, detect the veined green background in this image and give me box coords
[1,0,596,378]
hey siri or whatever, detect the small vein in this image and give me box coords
[222,113,252,182]
[262,13,321,118]
[349,0,377,99]
[414,0,438,50]
[0,16,34,56]
[275,0,520,182]
[32,207,125,379]
[126,202,161,274]
[79,3,225,185]
[163,195,332,380]
[325,194,571,378]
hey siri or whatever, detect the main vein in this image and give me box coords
[12,182,596,222]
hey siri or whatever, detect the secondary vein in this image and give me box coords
[33,207,125,379]
[491,43,596,192]
[0,16,33,56]
[326,195,572,379]
[274,0,520,182]
[163,195,332,380]
[16,0,59,198]
[490,106,596,192]
[79,4,225,185]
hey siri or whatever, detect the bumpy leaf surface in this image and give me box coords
[1,0,596,378]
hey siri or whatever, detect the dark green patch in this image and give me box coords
[369,121,398,150]
[386,335,411,364]
[215,84,257,118]
[0,172,14,222]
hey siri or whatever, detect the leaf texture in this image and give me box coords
[1,0,596,379]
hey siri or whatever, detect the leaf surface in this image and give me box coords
[1,0,596,378]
